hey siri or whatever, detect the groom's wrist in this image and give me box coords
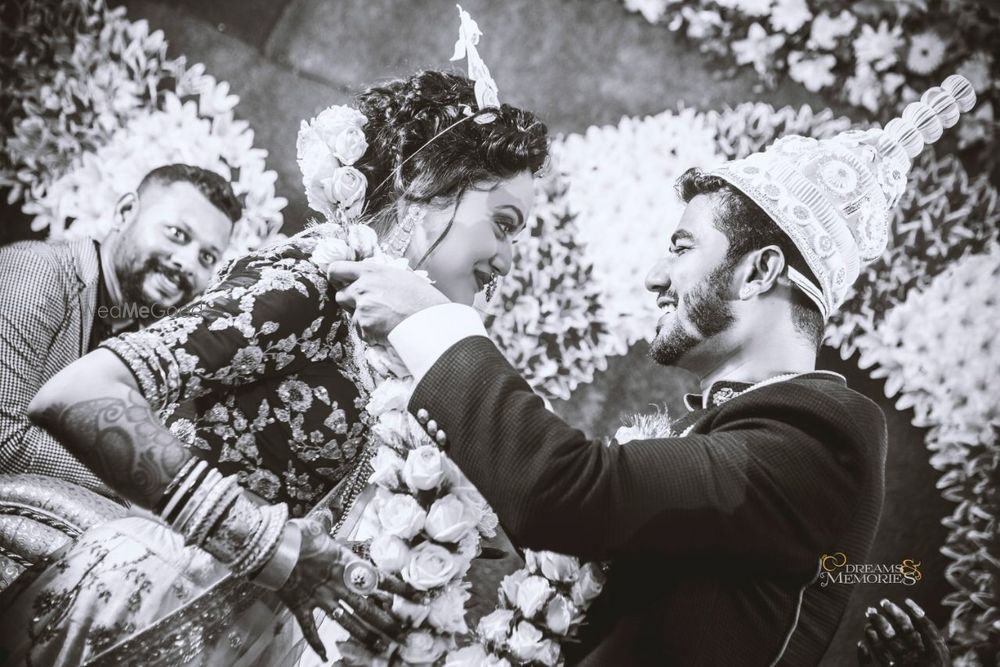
[388,303,488,384]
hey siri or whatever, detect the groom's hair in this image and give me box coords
[675,167,824,349]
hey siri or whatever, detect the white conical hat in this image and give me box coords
[711,74,977,319]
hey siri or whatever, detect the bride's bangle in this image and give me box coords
[250,521,302,590]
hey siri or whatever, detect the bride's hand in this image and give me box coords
[326,260,449,342]
[276,510,414,661]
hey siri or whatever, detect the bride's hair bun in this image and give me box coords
[353,70,548,232]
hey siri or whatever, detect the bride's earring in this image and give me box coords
[383,206,425,258]
[739,284,757,300]
[485,273,500,301]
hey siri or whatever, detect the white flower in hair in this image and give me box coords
[296,104,369,221]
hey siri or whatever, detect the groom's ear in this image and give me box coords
[742,245,786,297]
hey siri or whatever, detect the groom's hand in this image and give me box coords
[326,260,449,342]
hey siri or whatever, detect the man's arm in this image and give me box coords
[409,336,873,570]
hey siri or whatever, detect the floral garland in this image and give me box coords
[853,246,1000,666]
[1,0,285,258]
[308,220,492,663]
[621,0,1000,173]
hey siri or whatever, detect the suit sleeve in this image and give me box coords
[410,336,874,571]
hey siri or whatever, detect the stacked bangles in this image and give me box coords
[157,457,300,590]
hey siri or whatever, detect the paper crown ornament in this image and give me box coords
[710,74,976,320]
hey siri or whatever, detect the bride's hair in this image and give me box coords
[352,70,549,239]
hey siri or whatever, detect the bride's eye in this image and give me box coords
[494,215,518,239]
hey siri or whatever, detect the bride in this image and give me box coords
[0,68,548,666]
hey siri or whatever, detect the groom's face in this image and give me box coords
[646,194,738,367]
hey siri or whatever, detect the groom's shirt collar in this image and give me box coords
[683,371,847,412]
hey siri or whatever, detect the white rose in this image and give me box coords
[368,445,404,488]
[535,639,561,667]
[347,224,380,259]
[369,532,409,573]
[483,656,512,667]
[332,125,368,165]
[313,105,367,152]
[535,551,581,583]
[402,541,461,591]
[427,584,470,634]
[392,594,430,627]
[376,492,426,540]
[296,121,337,185]
[545,594,576,635]
[507,621,545,662]
[570,563,606,606]
[321,166,366,217]
[366,378,410,417]
[401,445,445,492]
[444,645,490,667]
[398,630,446,665]
[425,494,477,543]
[515,575,553,618]
[499,569,528,607]
[311,236,355,268]
[476,608,514,644]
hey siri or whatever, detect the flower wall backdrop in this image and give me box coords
[0,0,286,258]
[483,175,615,401]
[621,0,1000,176]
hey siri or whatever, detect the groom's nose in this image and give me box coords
[645,256,672,293]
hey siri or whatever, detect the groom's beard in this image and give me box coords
[650,261,736,366]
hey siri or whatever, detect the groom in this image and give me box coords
[329,95,965,664]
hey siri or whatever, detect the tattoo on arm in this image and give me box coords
[33,388,191,508]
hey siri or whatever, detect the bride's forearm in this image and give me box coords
[27,350,190,508]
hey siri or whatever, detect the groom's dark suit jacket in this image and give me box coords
[410,337,887,666]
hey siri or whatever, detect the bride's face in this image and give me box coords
[404,170,534,305]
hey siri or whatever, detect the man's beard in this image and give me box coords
[118,254,194,320]
[649,260,736,366]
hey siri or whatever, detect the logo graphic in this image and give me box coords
[819,552,922,587]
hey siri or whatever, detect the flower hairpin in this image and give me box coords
[451,4,499,124]
[296,105,370,222]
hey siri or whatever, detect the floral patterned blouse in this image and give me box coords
[101,229,366,516]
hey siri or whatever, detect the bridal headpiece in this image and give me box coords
[711,74,976,320]
[297,4,503,258]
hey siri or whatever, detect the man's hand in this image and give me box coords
[857,598,951,666]
[276,511,417,661]
[326,260,449,342]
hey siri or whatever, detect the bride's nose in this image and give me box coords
[492,238,514,276]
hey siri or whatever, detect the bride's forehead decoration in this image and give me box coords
[296,4,509,235]
[710,74,976,320]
